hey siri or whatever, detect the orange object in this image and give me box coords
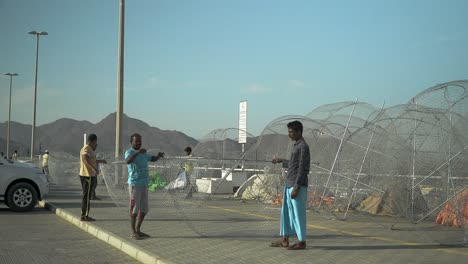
[435,189,468,228]
[272,194,283,206]
[309,192,335,206]
[271,192,335,207]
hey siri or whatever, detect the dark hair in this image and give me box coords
[87,134,97,143]
[287,121,303,133]
[184,147,192,152]
[130,133,142,143]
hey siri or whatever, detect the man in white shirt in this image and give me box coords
[42,150,50,182]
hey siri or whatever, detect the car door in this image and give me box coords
[0,159,16,198]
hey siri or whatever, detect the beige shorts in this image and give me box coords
[129,185,149,217]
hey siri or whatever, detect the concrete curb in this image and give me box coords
[39,200,174,264]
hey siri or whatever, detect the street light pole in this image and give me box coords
[4,73,18,159]
[114,0,125,185]
[115,0,125,159]
[28,30,48,162]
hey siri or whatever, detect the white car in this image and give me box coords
[0,157,49,212]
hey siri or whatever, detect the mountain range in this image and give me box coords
[0,113,198,158]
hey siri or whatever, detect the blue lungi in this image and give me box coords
[280,185,307,241]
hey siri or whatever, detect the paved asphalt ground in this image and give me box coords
[0,205,138,264]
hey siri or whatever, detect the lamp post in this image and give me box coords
[4,73,18,158]
[115,0,125,160]
[114,0,125,185]
[28,30,48,162]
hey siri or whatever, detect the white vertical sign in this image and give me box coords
[239,101,247,144]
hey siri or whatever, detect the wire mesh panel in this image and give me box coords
[43,80,468,246]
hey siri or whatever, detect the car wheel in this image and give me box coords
[7,182,38,212]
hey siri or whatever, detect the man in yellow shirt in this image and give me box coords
[42,150,50,181]
[79,134,107,221]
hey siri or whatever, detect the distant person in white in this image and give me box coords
[42,150,50,182]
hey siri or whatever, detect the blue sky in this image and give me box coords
[1,0,467,139]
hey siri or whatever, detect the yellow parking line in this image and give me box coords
[206,205,276,220]
[202,203,468,256]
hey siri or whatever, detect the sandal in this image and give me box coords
[131,233,141,240]
[80,216,96,222]
[138,232,150,238]
[287,242,306,250]
[269,240,289,248]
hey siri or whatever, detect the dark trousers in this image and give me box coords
[80,176,95,217]
[185,172,194,198]
[91,176,97,198]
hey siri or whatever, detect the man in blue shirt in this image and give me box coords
[125,133,164,240]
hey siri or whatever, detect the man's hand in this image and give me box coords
[138,148,147,154]
[150,152,165,162]
[126,149,146,164]
[291,186,299,199]
[97,159,107,164]
[272,157,283,164]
